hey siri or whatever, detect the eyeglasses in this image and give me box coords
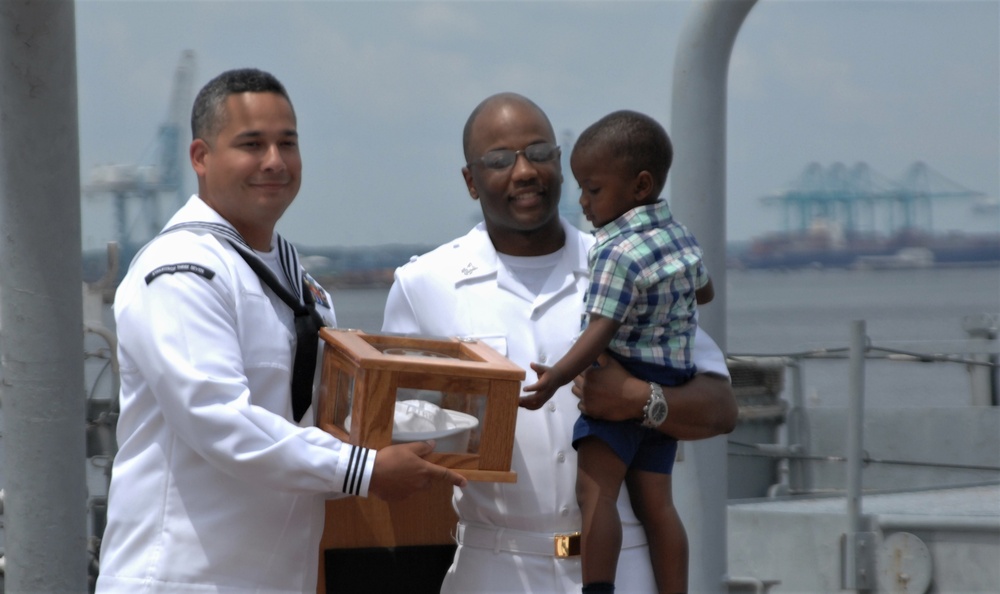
[469,142,560,170]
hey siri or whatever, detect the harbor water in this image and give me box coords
[328,266,1000,408]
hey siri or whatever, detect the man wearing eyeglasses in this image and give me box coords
[382,92,737,592]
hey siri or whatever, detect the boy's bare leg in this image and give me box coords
[576,437,629,586]
[625,469,688,594]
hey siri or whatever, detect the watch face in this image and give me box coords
[649,401,668,423]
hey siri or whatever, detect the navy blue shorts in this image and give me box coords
[571,353,692,474]
[572,416,679,474]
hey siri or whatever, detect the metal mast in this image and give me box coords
[0,0,89,591]
[670,2,757,592]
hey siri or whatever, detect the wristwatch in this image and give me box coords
[641,382,668,428]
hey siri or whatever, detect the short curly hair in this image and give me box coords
[573,110,673,197]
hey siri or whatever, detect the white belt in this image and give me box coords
[454,522,647,559]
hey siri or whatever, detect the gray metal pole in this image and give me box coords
[843,320,866,591]
[787,361,813,494]
[0,1,89,591]
[669,1,756,592]
[670,0,757,344]
[963,313,999,406]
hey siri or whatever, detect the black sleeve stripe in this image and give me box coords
[343,446,369,496]
[342,446,356,493]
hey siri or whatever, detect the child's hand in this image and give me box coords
[520,362,558,410]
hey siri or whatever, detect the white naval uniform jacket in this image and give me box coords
[97,196,375,594]
[382,219,730,593]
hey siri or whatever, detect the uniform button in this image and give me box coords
[538,352,547,363]
[556,452,566,463]
[547,402,556,412]
[560,507,570,517]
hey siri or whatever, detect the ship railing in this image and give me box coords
[724,315,999,500]
[725,319,999,591]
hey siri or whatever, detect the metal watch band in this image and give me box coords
[641,381,667,428]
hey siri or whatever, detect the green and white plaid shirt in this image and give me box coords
[587,199,708,371]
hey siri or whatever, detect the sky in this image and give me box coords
[75,0,1000,251]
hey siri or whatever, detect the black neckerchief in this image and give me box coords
[159,221,323,422]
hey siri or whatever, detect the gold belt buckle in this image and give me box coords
[554,532,581,558]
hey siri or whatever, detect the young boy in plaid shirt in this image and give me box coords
[521,110,714,594]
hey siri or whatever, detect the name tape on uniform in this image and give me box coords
[145,263,217,285]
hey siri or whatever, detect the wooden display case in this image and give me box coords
[316,329,525,593]
[317,328,524,482]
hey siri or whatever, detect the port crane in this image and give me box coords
[761,160,985,237]
[84,50,196,253]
